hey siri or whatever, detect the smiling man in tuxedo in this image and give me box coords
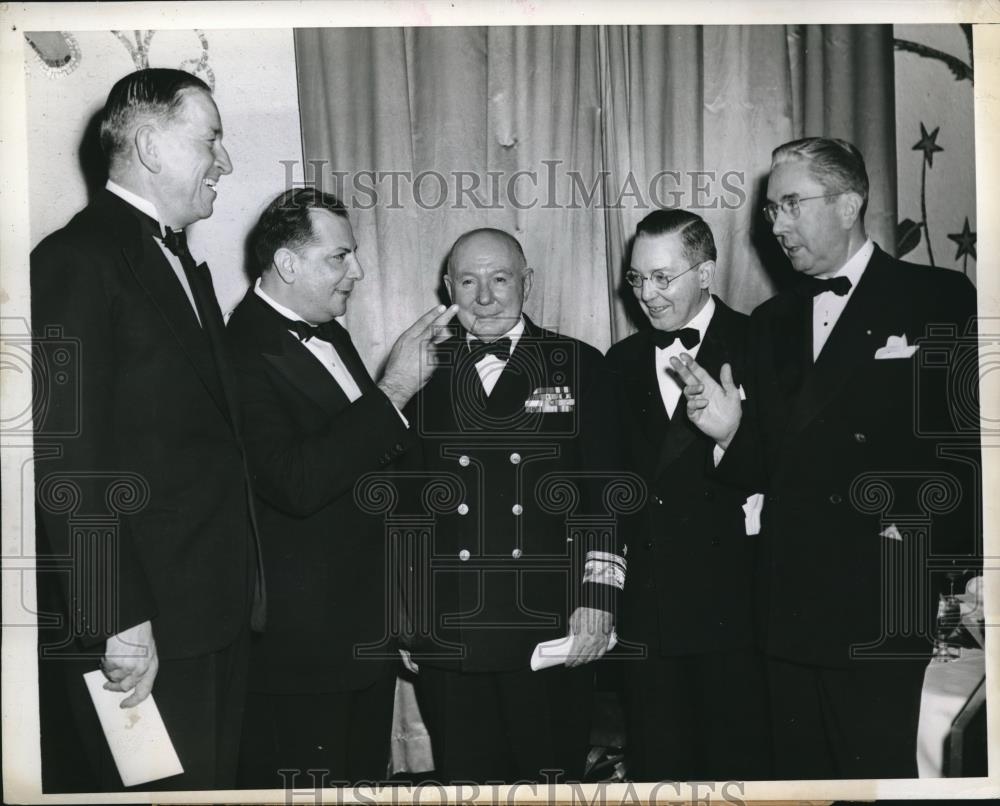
[227,187,457,787]
[673,137,979,778]
[31,68,262,791]
[605,209,770,781]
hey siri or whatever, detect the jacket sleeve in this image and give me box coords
[31,236,156,647]
[577,346,632,618]
[919,272,981,576]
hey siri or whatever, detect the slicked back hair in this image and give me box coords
[772,136,870,218]
[446,228,528,277]
[250,187,349,279]
[99,68,211,169]
[633,209,717,265]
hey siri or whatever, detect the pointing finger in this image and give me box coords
[406,304,449,337]
[429,305,460,343]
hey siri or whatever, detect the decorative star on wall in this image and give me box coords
[947,218,976,261]
[912,122,944,168]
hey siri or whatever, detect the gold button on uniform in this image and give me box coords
[509,452,521,464]
[457,503,469,515]
[511,504,523,516]
[511,548,523,559]
[459,549,470,561]
[459,455,471,466]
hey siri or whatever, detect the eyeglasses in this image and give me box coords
[762,193,844,224]
[624,261,703,291]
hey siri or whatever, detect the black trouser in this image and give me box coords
[417,664,593,784]
[765,655,927,779]
[623,648,772,781]
[237,674,397,789]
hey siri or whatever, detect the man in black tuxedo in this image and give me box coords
[605,209,771,781]
[675,138,979,778]
[227,187,457,787]
[404,228,626,783]
[31,68,263,791]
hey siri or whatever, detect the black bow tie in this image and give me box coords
[260,303,337,343]
[650,327,700,350]
[469,336,512,362]
[158,227,196,267]
[795,274,853,298]
[287,319,337,344]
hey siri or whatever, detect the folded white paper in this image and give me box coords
[530,631,619,671]
[83,670,183,787]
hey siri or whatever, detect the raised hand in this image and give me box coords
[669,354,742,449]
[378,304,459,409]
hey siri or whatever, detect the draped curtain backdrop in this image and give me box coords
[294,25,895,370]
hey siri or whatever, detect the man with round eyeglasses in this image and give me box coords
[605,209,771,781]
[672,137,979,779]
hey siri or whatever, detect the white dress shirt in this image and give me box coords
[467,318,526,397]
[105,180,202,325]
[813,238,874,360]
[654,296,715,418]
[254,279,363,403]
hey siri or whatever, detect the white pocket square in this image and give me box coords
[874,335,917,360]
[880,523,903,542]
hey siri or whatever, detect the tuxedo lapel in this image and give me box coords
[651,306,731,479]
[237,293,351,416]
[486,341,534,419]
[785,251,894,440]
[327,320,378,394]
[437,337,482,429]
[629,338,669,441]
[768,292,811,400]
[263,344,352,416]
[118,208,231,418]
[462,318,538,421]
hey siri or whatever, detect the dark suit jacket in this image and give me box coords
[30,189,255,660]
[404,316,627,672]
[226,288,414,693]
[606,296,757,656]
[718,246,980,668]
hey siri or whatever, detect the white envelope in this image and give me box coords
[874,335,918,360]
[530,631,619,671]
[83,670,183,787]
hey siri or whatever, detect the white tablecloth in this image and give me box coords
[916,648,985,777]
